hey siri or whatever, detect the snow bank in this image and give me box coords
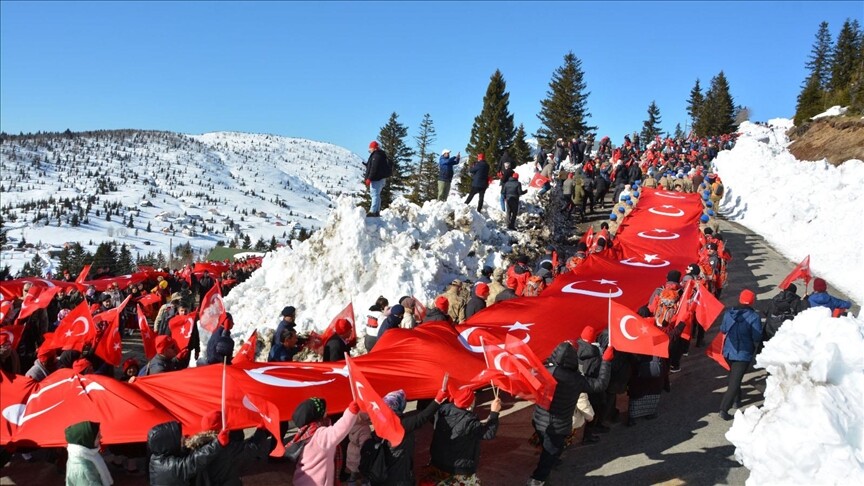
[726,307,864,485]
[713,119,864,306]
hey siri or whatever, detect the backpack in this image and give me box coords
[651,285,680,326]
[359,433,390,483]
[712,181,724,197]
[522,275,546,297]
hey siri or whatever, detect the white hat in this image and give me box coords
[441,149,450,155]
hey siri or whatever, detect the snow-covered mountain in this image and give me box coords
[0,130,365,273]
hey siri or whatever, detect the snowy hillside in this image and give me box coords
[0,130,365,273]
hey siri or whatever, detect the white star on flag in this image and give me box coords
[597,279,618,285]
[653,228,668,233]
[506,321,533,332]
[644,254,659,262]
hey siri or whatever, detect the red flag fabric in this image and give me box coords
[198,281,225,333]
[0,324,26,350]
[779,255,812,290]
[480,336,538,398]
[137,304,157,360]
[232,330,258,364]
[0,370,39,445]
[529,173,551,189]
[138,292,162,310]
[75,264,91,284]
[693,282,725,331]
[242,393,284,457]
[706,332,730,370]
[503,334,556,408]
[581,226,594,249]
[608,300,670,358]
[345,355,405,447]
[317,302,355,355]
[413,296,427,322]
[51,301,97,351]
[17,286,62,322]
[0,301,12,323]
[9,370,175,447]
[168,311,198,350]
[94,307,123,366]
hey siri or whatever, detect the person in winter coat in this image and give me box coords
[322,318,353,362]
[422,296,453,325]
[373,387,448,485]
[593,164,611,209]
[147,420,227,486]
[498,160,515,211]
[140,336,185,376]
[464,283,489,320]
[25,346,56,382]
[763,283,808,342]
[345,412,372,484]
[200,314,235,366]
[437,149,461,201]
[502,174,528,230]
[442,280,467,324]
[427,389,501,484]
[806,278,852,314]
[718,289,763,420]
[398,296,418,329]
[189,411,269,486]
[364,297,388,352]
[268,327,299,362]
[528,341,613,485]
[154,294,182,336]
[65,421,113,486]
[464,153,490,211]
[486,268,506,305]
[376,305,405,343]
[575,327,606,439]
[289,398,359,486]
[365,141,391,217]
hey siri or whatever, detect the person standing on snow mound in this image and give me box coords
[503,174,528,230]
[364,140,391,217]
[806,278,852,316]
[438,149,461,201]
[464,153,490,211]
[718,289,762,421]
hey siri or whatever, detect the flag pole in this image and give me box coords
[344,352,357,402]
[221,356,227,430]
[441,372,449,391]
[607,291,613,350]
[479,336,498,399]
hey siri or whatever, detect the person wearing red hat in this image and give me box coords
[363,140,391,217]
[25,345,57,382]
[422,296,453,324]
[139,336,184,377]
[322,318,353,362]
[464,153,490,211]
[718,289,762,420]
[806,277,852,315]
[464,282,489,319]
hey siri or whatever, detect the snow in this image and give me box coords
[713,119,864,306]
[812,106,848,119]
[726,307,864,485]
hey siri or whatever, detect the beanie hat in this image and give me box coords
[580,326,597,343]
[481,265,493,277]
[72,359,91,375]
[435,296,449,313]
[476,282,490,298]
[517,255,529,264]
[596,238,607,248]
[369,141,379,150]
[739,289,755,306]
[708,210,715,217]
[617,206,625,213]
[477,153,485,161]
[813,278,827,292]
[122,358,140,373]
[389,305,405,318]
[666,270,682,283]
[786,283,798,294]
[281,306,296,317]
[687,263,700,276]
[383,389,407,414]
[453,387,475,409]
[201,411,222,432]
[441,149,450,156]
[633,191,640,198]
[334,318,352,335]
[155,335,178,355]
[704,228,714,236]
[399,296,415,309]
[706,201,714,207]
[700,214,710,223]
[292,397,327,428]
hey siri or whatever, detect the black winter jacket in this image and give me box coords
[192,429,269,486]
[430,403,499,475]
[469,161,490,188]
[148,421,221,486]
[373,401,441,486]
[533,342,610,435]
[365,149,391,181]
[763,290,808,341]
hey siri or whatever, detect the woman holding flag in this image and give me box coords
[289,397,359,486]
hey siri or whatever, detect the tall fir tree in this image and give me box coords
[117,244,134,275]
[686,79,704,137]
[536,52,594,149]
[828,18,863,107]
[510,124,532,166]
[806,21,834,91]
[409,113,437,204]
[673,123,685,140]
[640,101,663,146]
[92,242,119,275]
[796,75,828,125]
[463,69,516,193]
[417,153,439,203]
[697,71,737,136]
[378,112,415,208]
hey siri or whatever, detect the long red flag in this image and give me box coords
[706,332,730,370]
[137,304,157,360]
[778,255,812,290]
[198,281,225,333]
[345,354,405,447]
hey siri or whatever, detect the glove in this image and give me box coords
[348,401,360,414]
[217,429,230,446]
[177,349,190,361]
[435,389,449,404]
[364,179,371,187]
[602,346,615,362]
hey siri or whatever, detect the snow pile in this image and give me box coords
[713,119,864,306]
[726,307,864,485]
[224,195,515,339]
[812,106,848,119]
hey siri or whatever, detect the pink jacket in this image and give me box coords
[293,409,358,486]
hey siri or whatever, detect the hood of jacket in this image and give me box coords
[148,421,182,456]
[438,403,479,440]
[548,342,580,370]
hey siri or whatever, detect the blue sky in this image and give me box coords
[1,1,861,159]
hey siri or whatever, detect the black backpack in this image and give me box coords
[359,433,390,483]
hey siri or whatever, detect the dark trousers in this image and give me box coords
[531,427,566,481]
[505,198,519,229]
[611,183,626,203]
[720,360,750,412]
[669,336,686,368]
[464,188,486,211]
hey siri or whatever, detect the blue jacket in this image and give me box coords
[439,155,461,181]
[720,306,762,362]
[807,292,851,312]
[469,161,490,188]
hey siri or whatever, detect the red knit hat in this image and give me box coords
[369,141,379,150]
[813,278,827,292]
[452,387,475,409]
[334,318,352,336]
[580,326,597,343]
[739,289,755,306]
[475,283,489,299]
[477,153,485,161]
[435,296,449,313]
[155,335,178,355]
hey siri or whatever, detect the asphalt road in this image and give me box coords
[2,218,856,486]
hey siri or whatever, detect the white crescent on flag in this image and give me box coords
[244,366,335,388]
[561,280,624,298]
[648,205,685,217]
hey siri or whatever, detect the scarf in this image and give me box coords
[67,443,113,486]
[291,418,343,486]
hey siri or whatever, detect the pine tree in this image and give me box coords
[269,235,277,251]
[640,101,663,146]
[686,79,704,136]
[117,244,134,275]
[127,214,134,228]
[795,75,825,125]
[828,18,863,107]
[417,153,439,203]
[535,52,594,149]
[378,112,415,209]
[409,114,437,204]
[697,71,737,136]
[146,221,151,232]
[510,124,532,167]
[70,213,79,227]
[673,123,685,140]
[92,242,119,275]
[807,21,835,91]
[464,69,516,193]
[254,237,268,251]
[242,234,252,250]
